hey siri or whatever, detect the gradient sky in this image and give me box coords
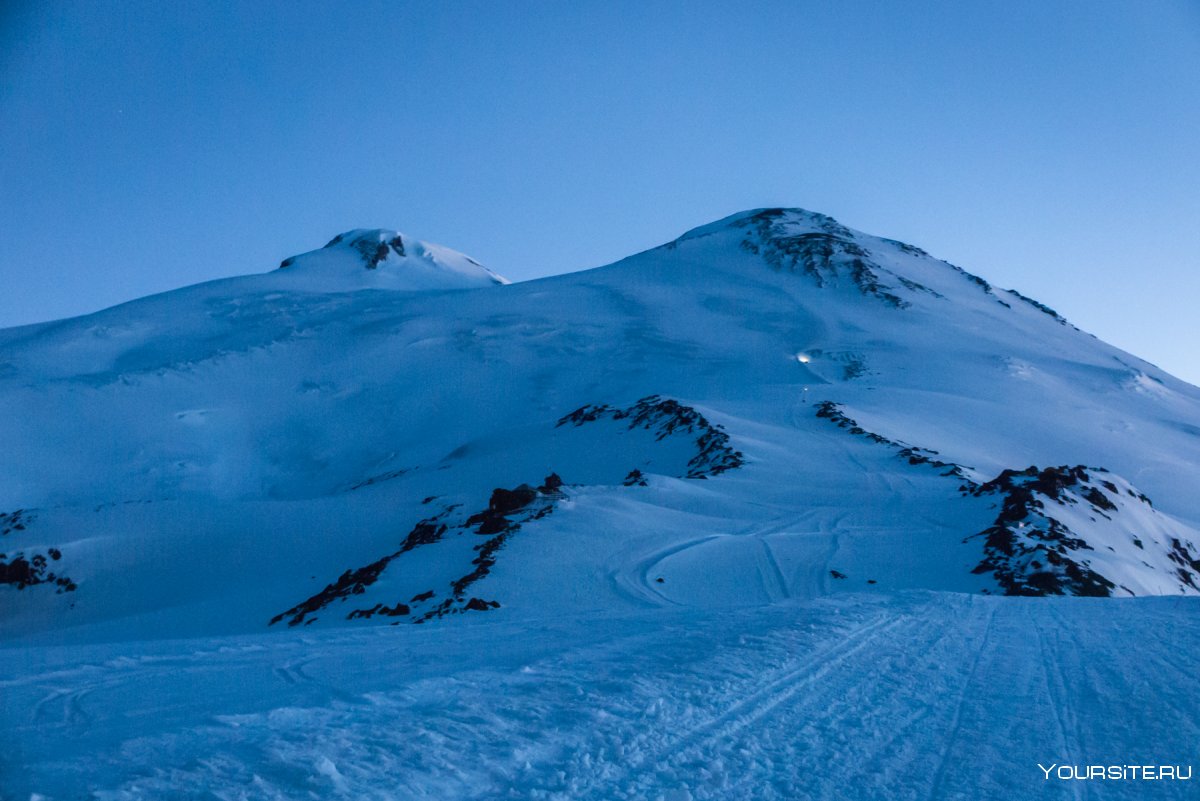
[2,1,1198,384]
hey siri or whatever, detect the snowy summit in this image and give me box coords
[276,227,508,291]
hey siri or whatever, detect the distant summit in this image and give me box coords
[277,228,508,291]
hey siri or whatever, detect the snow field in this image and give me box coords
[3,593,1197,800]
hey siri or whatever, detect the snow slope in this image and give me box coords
[3,208,1200,798]
[4,208,1200,641]
[3,594,1197,800]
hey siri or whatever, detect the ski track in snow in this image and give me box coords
[924,605,996,801]
[1037,620,1087,801]
[756,538,790,602]
[603,611,908,795]
[3,593,1197,801]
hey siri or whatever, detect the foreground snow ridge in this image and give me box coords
[3,207,1200,799]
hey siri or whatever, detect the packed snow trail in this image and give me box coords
[3,593,1196,800]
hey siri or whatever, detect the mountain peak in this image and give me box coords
[661,208,1054,315]
[318,229,411,269]
[677,207,852,243]
[277,228,508,291]
[664,208,914,307]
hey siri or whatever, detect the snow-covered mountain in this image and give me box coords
[277,228,508,291]
[7,209,1200,801]
[4,208,1200,642]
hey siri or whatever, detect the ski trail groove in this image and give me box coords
[617,611,906,785]
[925,602,997,801]
[1037,614,1085,801]
[31,686,93,728]
[756,537,791,601]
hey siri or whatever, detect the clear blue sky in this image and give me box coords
[3,1,1198,384]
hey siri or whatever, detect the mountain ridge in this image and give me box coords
[3,208,1200,642]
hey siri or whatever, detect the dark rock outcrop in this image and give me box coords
[814,401,972,481]
[732,209,909,308]
[0,548,75,593]
[558,395,744,479]
[0,509,33,536]
[967,466,1123,597]
[270,475,563,627]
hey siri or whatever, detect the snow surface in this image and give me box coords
[3,594,1197,800]
[3,208,1200,798]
